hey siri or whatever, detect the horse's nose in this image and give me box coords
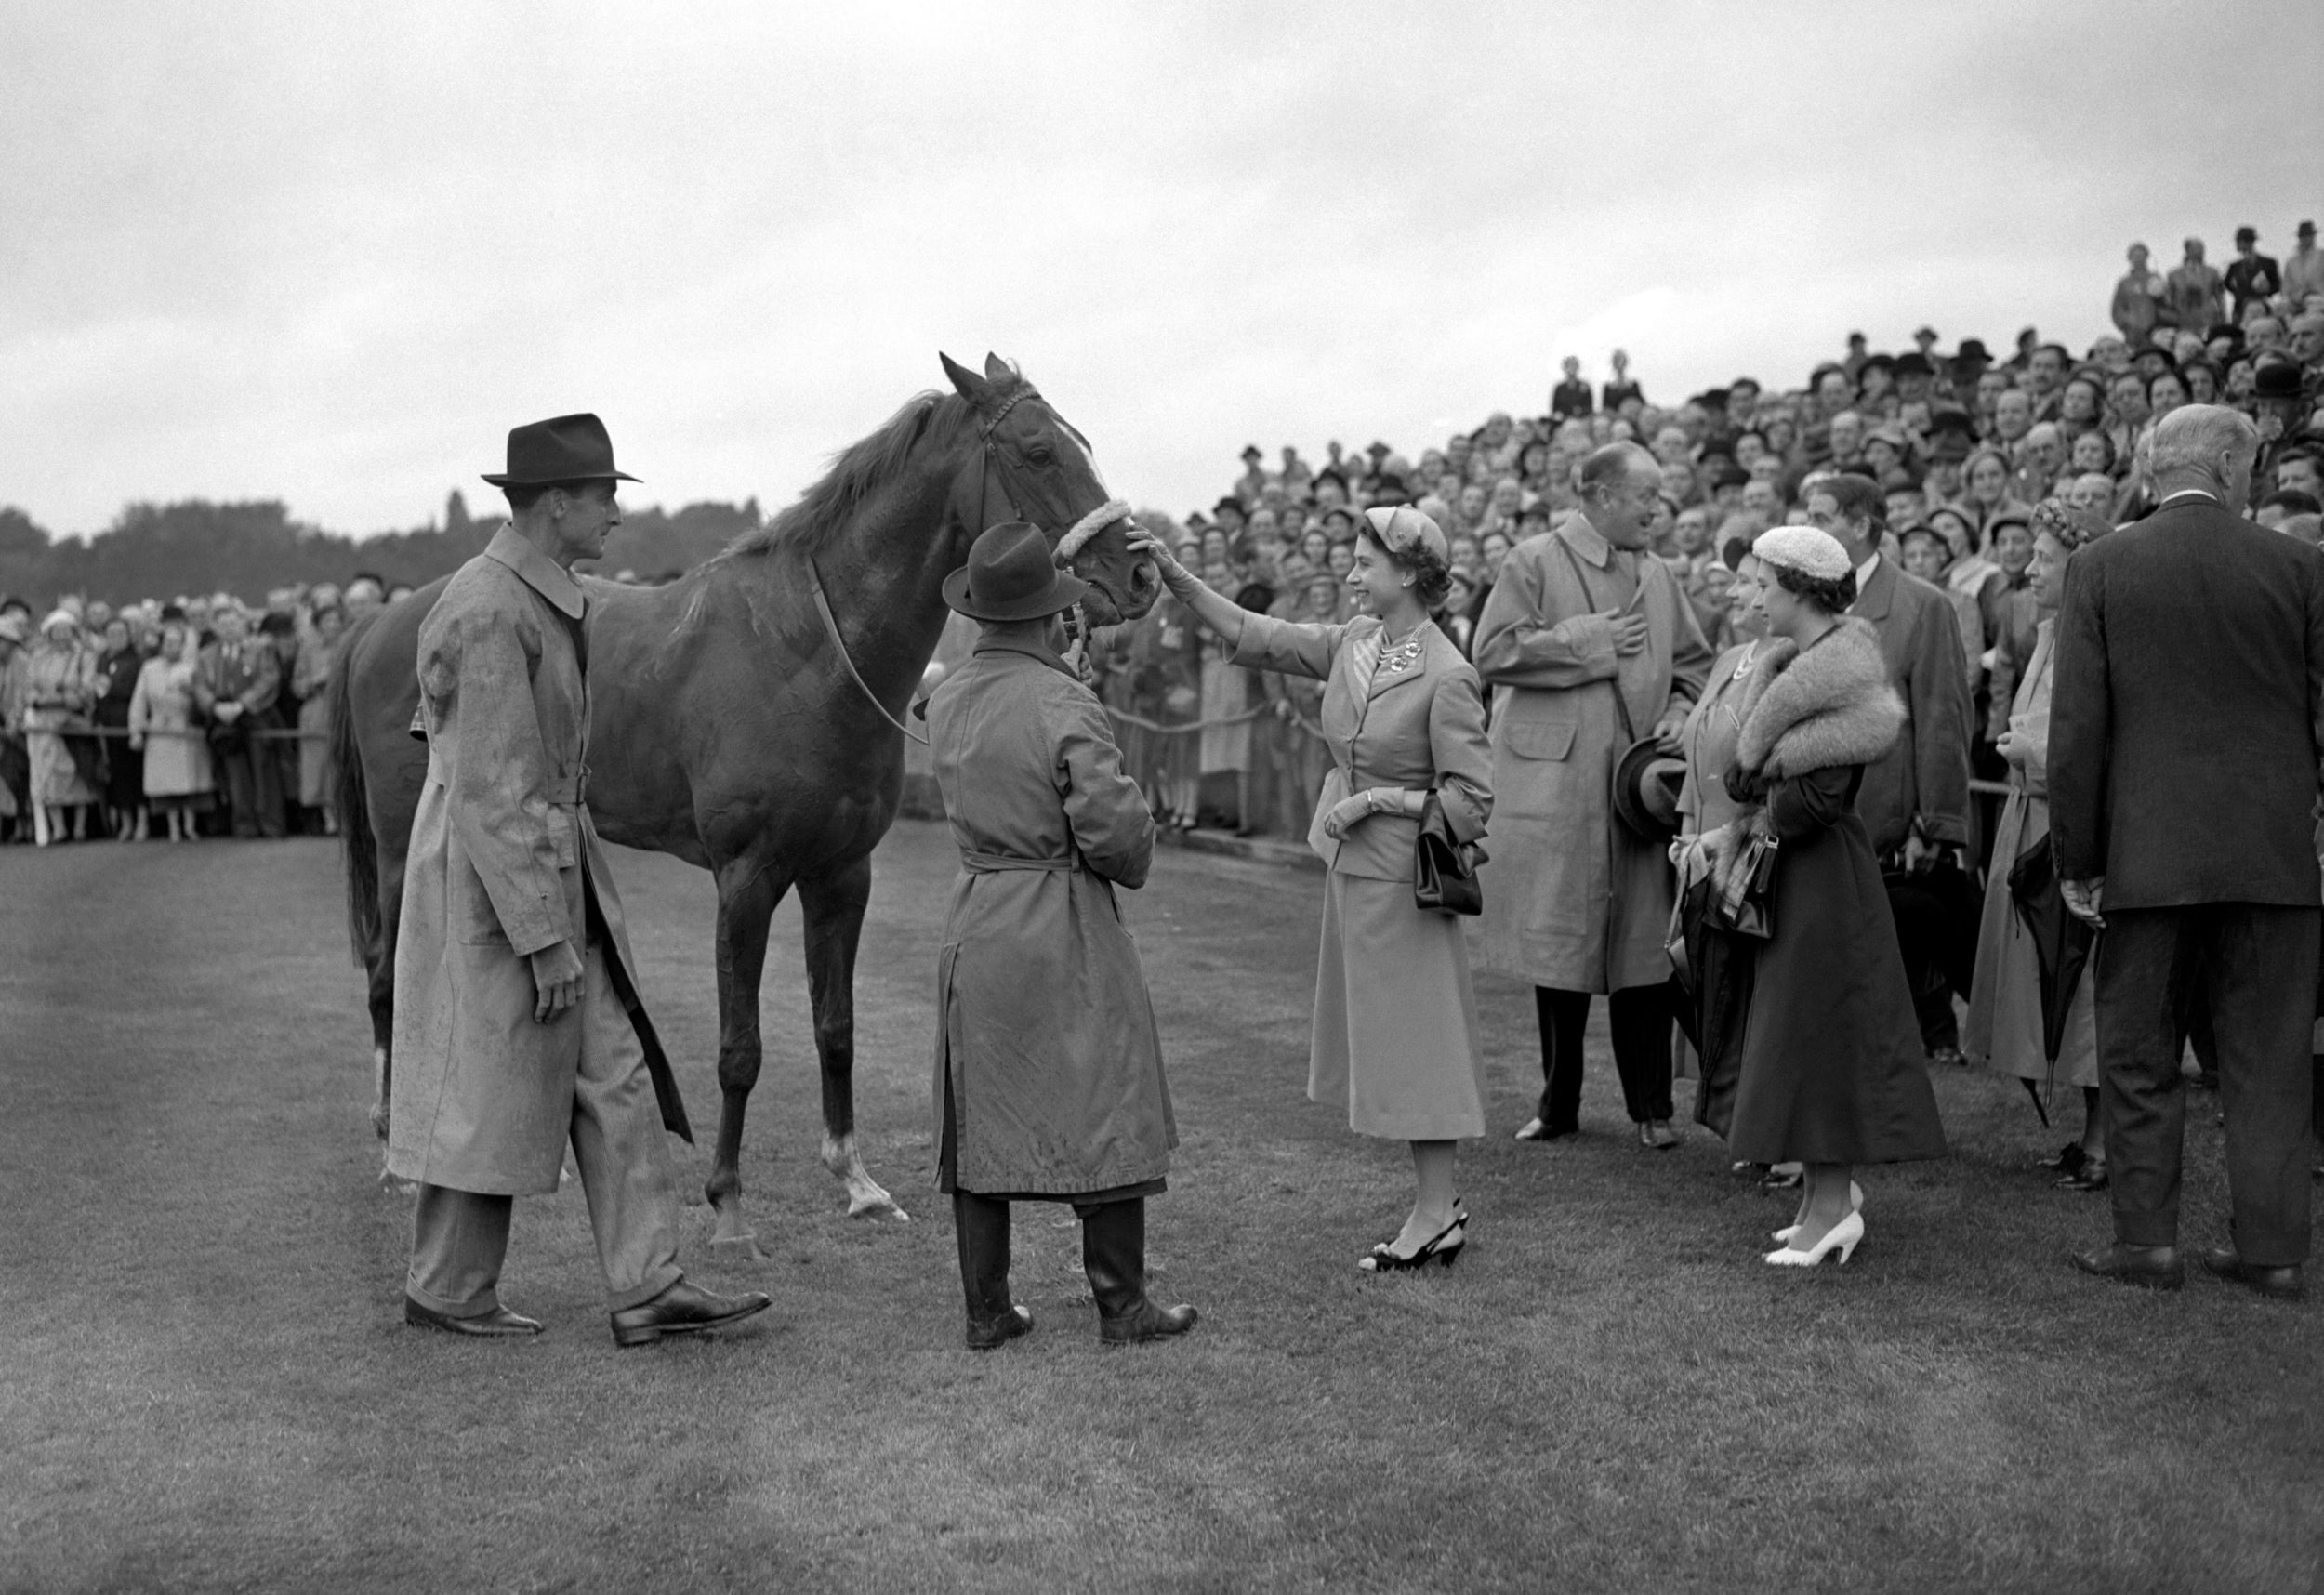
[1130,558,1158,598]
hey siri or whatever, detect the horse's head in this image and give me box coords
[941,351,1159,626]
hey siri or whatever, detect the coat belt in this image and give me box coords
[960,850,1078,874]
[422,751,584,807]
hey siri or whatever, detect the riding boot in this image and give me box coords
[952,1193,1031,1351]
[1078,1198,1196,1345]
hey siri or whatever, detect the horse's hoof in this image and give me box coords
[377,1171,418,1198]
[848,1192,910,1222]
[707,1232,771,1263]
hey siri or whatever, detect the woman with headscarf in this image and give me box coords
[20,609,100,845]
[1964,502,2112,1191]
[1130,507,1493,1272]
[127,608,213,842]
[90,615,147,839]
[1692,526,1948,1266]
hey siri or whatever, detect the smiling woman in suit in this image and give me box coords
[1130,508,1493,1273]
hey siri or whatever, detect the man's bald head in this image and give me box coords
[1578,443,1664,549]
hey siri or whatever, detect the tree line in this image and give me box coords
[0,491,766,607]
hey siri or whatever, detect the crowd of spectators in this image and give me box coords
[0,574,413,846]
[1091,219,2324,836]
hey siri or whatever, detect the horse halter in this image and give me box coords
[809,387,1130,747]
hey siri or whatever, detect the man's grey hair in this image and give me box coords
[1578,442,1658,498]
[2147,404,2260,481]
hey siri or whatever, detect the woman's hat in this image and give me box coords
[1613,738,1688,839]
[482,413,640,487]
[1361,505,1448,563]
[39,608,78,637]
[1751,525,1852,581]
[942,521,1090,623]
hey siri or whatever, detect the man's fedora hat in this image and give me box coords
[482,413,640,487]
[1953,338,1993,365]
[942,521,1091,624]
[1612,737,1688,840]
[2253,360,2304,402]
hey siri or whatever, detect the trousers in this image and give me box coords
[209,725,284,838]
[406,942,684,1314]
[2094,904,2317,1266]
[1534,982,1674,1128]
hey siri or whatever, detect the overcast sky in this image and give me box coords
[4,1,2317,538]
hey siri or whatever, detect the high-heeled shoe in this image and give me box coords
[1763,1208,1863,1267]
[1358,1212,1466,1272]
[1773,1181,1864,1242]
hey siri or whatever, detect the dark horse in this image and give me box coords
[330,353,1157,1246]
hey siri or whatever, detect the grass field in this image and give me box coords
[4,824,2320,1594]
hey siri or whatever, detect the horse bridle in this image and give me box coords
[807,387,1131,746]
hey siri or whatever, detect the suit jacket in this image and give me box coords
[1848,556,1973,855]
[2049,496,2324,908]
[1231,611,1490,880]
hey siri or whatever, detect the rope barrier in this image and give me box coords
[9,722,325,742]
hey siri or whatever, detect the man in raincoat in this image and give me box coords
[390,413,770,1346]
[1472,442,1712,1148]
[928,520,1196,1350]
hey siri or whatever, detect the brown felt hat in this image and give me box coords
[942,521,1090,623]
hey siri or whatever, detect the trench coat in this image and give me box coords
[1472,516,1712,992]
[929,635,1174,1196]
[387,526,689,1196]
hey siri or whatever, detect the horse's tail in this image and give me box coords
[329,623,380,970]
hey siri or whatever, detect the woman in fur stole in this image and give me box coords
[1697,525,1948,1267]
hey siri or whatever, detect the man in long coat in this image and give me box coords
[2052,404,2324,1298]
[927,521,1195,1350]
[390,413,770,1345]
[1808,472,1975,1059]
[1473,442,1712,1145]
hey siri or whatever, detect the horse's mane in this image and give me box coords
[719,388,982,561]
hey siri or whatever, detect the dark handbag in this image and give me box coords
[1719,831,1780,939]
[1414,791,1486,916]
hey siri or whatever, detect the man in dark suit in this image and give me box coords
[1808,473,1976,1057]
[2051,404,2324,1298]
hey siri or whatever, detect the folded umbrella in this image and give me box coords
[2005,830,2095,1124]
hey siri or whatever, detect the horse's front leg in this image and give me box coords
[799,858,906,1221]
[706,853,790,1259]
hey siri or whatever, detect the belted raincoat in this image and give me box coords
[387,527,689,1195]
[929,636,1174,1197]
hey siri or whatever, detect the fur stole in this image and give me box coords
[1731,618,1904,779]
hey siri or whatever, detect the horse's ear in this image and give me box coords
[940,352,985,403]
[983,352,1015,384]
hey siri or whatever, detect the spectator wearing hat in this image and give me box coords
[90,614,146,839]
[1474,442,1713,1151]
[1807,473,1976,1060]
[1132,507,1493,1273]
[2112,244,2170,349]
[1602,349,1643,415]
[1693,524,1946,1266]
[2225,227,2282,323]
[2051,405,2324,1299]
[1552,356,1593,421]
[1965,503,2114,1188]
[1948,340,1994,405]
[2285,221,2324,313]
[20,608,100,846]
[2165,238,2226,336]
[1234,445,1268,506]
[128,607,213,842]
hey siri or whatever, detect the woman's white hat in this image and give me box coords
[1750,525,1852,581]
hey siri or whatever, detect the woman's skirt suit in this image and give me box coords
[1962,619,2097,1090]
[1232,612,1493,1140]
[1718,620,1948,1167]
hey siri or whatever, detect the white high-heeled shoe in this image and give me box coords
[1764,1208,1863,1267]
[1773,1181,1864,1243]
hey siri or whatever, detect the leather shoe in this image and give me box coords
[2069,1242,2183,1291]
[1513,1117,1578,1142]
[405,1297,543,1337]
[2199,1247,2304,1300]
[610,1279,773,1347]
